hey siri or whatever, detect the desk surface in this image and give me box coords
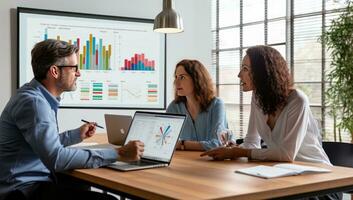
[67,134,353,200]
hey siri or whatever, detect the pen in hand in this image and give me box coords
[81,119,104,129]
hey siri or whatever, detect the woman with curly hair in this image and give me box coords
[201,45,331,165]
[167,59,228,151]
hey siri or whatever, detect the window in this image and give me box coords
[211,0,351,141]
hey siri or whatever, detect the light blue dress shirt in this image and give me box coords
[0,79,118,198]
[166,97,228,150]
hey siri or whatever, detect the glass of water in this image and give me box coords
[217,129,235,147]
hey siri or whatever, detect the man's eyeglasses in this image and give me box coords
[56,65,79,72]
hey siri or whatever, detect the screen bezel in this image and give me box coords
[124,111,186,164]
[17,7,167,110]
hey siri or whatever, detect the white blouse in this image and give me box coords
[241,89,331,165]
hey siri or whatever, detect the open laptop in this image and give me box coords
[104,114,132,146]
[107,111,186,171]
[71,114,132,149]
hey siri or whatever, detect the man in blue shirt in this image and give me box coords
[0,39,144,200]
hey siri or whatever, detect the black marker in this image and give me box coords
[81,119,104,129]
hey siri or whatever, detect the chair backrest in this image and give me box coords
[322,142,353,167]
[236,138,244,145]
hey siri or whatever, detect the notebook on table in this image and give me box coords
[235,163,331,179]
[107,111,186,171]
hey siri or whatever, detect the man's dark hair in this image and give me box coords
[31,39,79,81]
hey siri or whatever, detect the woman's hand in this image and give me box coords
[200,146,250,160]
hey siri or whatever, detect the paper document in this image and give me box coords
[235,163,331,179]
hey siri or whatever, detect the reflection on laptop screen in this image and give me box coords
[124,112,185,162]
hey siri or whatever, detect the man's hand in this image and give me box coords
[79,123,96,140]
[117,140,144,162]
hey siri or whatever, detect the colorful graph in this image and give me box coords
[80,82,90,100]
[122,87,142,98]
[92,82,103,100]
[147,84,158,102]
[155,125,172,146]
[44,29,112,71]
[108,83,119,100]
[121,53,155,71]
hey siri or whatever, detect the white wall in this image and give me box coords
[0,0,212,131]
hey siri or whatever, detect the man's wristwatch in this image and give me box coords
[180,140,185,150]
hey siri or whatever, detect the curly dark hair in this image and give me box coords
[174,59,215,111]
[246,45,293,115]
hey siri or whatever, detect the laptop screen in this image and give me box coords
[124,112,186,162]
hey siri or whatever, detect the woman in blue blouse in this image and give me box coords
[167,59,228,151]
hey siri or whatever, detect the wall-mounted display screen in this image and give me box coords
[18,7,166,109]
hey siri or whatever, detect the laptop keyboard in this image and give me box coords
[110,159,160,167]
[128,160,159,166]
[107,158,168,170]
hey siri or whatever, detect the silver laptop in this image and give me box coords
[107,111,186,171]
[71,114,132,149]
[104,114,132,146]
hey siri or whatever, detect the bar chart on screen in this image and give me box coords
[121,53,156,71]
[18,8,165,109]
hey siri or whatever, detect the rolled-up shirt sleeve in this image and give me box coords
[199,139,221,150]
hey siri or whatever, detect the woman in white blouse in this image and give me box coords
[201,45,331,165]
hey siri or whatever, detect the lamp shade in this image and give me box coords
[153,0,184,33]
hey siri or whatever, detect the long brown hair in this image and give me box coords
[246,45,293,115]
[174,59,215,111]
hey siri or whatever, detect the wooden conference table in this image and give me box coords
[65,134,353,199]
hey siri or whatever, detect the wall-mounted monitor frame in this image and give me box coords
[18,7,166,109]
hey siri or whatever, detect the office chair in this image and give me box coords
[236,138,244,145]
[322,141,353,199]
[322,141,353,167]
